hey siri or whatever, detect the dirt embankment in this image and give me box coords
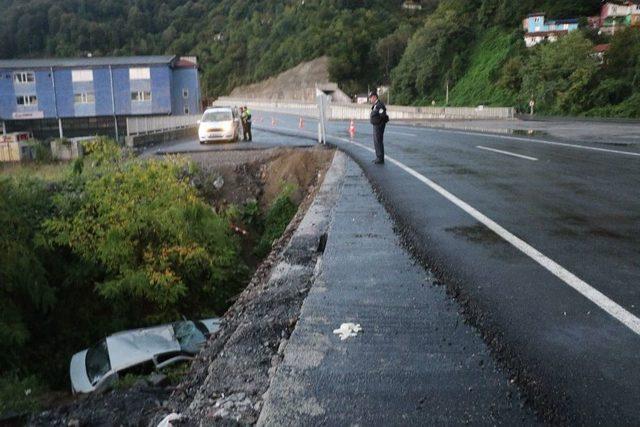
[228,56,351,103]
[190,147,334,211]
[28,146,335,427]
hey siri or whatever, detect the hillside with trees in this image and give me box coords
[0,0,638,111]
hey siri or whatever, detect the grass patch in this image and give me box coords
[0,162,70,182]
[254,184,298,259]
[0,374,45,415]
[448,28,518,107]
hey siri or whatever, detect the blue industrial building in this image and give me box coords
[0,55,200,139]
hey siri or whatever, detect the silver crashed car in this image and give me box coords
[69,319,220,394]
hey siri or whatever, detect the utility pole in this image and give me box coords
[445,78,450,106]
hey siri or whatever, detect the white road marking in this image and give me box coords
[476,145,538,161]
[429,128,640,158]
[336,135,640,336]
[387,130,418,137]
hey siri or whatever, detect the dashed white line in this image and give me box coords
[429,128,640,158]
[336,135,640,337]
[476,145,538,161]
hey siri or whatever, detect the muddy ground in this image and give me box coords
[28,146,334,427]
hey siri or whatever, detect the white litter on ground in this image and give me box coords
[333,323,363,340]
[157,413,182,427]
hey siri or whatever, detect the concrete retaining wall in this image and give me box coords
[215,97,515,120]
[51,139,83,161]
[125,126,197,148]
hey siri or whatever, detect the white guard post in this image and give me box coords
[316,88,330,144]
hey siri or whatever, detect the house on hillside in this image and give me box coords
[598,1,640,34]
[402,1,422,11]
[522,13,579,47]
[0,55,200,140]
[592,44,611,64]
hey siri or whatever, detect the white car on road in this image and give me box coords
[198,107,241,143]
[69,318,220,394]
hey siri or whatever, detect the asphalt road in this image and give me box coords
[249,111,640,424]
[140,126,314,157]
[155,113,640,423]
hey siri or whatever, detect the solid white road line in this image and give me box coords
[336,135,640,336]
[476,145,538,161]
[429,128,640,158]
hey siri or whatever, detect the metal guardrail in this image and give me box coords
[126,114,200,136]
[215,97,515,120]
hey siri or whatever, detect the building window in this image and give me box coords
[74,92,95,104]
[129,67,151,80]
[72,69,94,82]
[184,106,190,114]
[16,95,38,106]
[13,71,35,84]
[131,91,152,102]
[182,89,189,99]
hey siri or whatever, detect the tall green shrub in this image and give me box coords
[45,157,247,322]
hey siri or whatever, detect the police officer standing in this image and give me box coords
[241,106,252,141]
[369,91,388,164]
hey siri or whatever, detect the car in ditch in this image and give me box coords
[69,318,221,394]
[198,106,241,143]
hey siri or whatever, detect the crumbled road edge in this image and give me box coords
[152,150,347,426]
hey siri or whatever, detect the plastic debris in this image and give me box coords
[333,323,363,340]
[213,176,224,190]
[157,413,182,427]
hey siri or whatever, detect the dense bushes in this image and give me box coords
[45,157,247,321]
[0,140,255,409]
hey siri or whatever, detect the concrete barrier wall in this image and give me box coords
[125,127,197,148]
[215,97,514,120]
[126,114,200,136]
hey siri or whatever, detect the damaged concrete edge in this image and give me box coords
[153,151,347,426]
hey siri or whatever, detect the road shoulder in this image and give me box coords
[258,157,536,425]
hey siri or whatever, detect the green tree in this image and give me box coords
[0,178,55,372]
[45,157,246,322]
[521,31,599,114]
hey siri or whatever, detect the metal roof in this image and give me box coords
[0,55,176,69]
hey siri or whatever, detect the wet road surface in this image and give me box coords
[249,111,640,424]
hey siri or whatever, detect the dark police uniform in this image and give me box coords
[370,98,388,163]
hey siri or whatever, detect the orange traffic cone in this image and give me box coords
[299,117,304,129]
[348,119,356,138]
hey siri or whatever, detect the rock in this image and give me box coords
[67,419,80,427]
[148,372,169,388]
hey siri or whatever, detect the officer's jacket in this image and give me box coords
[370,100,387,126]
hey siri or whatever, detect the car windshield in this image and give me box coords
[172,321,206,354]
[202,110,232,122]
[85,339,111,385]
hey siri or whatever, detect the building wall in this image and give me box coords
[524,15,578,34]
[54,69,74,118]
[94,68,114,117]
[1,62,197,121]
[171,68,200,115]
[34,70,56,118]
[0,71,15,119]
[151,66,172,115]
